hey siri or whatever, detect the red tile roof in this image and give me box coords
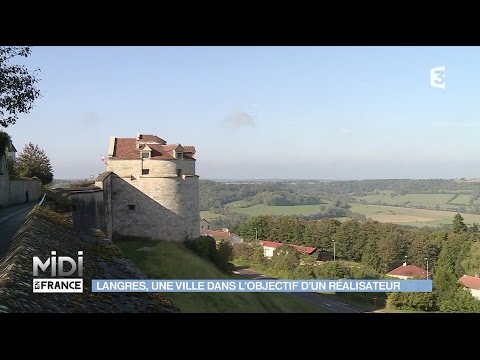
[387,264,430,278]
[202,229,231,240]
[112,138,195,160]
[289,244,317,255]
[183,146,196,154]
[139,134,166,144]
[458,275,480,290]
[260,241,317,255]
[260,241,283,248]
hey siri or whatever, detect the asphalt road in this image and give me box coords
[233,268,371,313]
[0,202,36,261]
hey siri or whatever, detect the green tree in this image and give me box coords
[470,223,479,233]
[216,240,234,273]
[14,142,53,184]
[0,131,11,154]
[387,292,437,312]
[439,286,480,312]
[271,245,301,276]
[0,47,41,128]
[452,213,467,234]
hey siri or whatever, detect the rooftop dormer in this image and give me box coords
[136,133,167,149]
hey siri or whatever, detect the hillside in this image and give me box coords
[118,239,327,313]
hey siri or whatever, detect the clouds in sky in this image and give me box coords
[222,111,255,128]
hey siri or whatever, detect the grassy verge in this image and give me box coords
[117,239,327,313]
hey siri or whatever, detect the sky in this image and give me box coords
[5,46,480,180]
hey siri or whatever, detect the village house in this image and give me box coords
[200,226,244,245]
[200,218,211,232]
[458,274,480,300]
[260,240,317,258]
[386,262,430,280]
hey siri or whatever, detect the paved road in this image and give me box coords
[0,202,36,260]
[233,268,372,313]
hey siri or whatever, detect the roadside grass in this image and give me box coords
[117,239,326,313]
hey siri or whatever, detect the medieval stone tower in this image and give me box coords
[99,133,200,242]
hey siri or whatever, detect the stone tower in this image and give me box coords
[100,133,199,241]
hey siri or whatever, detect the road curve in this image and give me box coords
[0,202,36,260]
[233,268,371,313]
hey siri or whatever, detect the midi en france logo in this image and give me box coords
[32,251,83,293]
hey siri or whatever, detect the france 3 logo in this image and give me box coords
[430,66,446,89]
[32,251,83,293]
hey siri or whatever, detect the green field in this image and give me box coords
[354,192,455,208]
[200,211,226,221]
[450,194,472,206]
[349,203,480,228]
[227,204,326,216]
[118,239,326,313]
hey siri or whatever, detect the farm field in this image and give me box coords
[349,204,480,228]
[353,192,456,208]
[227,204,327,216]
[200,211,226,221]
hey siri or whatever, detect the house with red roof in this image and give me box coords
[458,274,480,300]
[201,227,244,245]
[260,240,317,258]
[386,262,430,280]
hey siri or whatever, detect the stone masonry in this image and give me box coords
[98,133,200,242]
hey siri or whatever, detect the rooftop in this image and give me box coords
[260,240,317,255]
[111,135,196,161]
[458,274,480,290]
[387,263,430,278]
[202,229,231,240]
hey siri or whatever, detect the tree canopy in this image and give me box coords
[0,46,41,128]
[15,142,53,184]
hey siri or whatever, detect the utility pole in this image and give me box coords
[425,257,429,280]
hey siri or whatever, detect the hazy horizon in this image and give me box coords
[6,46,480,179]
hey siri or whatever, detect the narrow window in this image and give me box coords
[142,169,149,175]
[176,152,183,160]
[177,169,182,177]
[128,205,136,210]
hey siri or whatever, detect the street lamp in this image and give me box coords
[425,257,429,280]
[332,239,336,261]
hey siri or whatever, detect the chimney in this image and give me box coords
[402,262,407,266]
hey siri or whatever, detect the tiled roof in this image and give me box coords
[387,264,430,278]
[260,241,317,255]
[458,275,480,290]
[139,135,166,144]
[112,138,195,160]
[202,229,231,240]
[289,244,317,255]
[184,146,196,154]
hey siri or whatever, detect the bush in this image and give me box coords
[184,236,234,274]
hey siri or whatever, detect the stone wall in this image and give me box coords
[109,173,199,241]
[8,178,42,205]
[0,155,8,207]
[105,153,200,242]
[68,190,106,233]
